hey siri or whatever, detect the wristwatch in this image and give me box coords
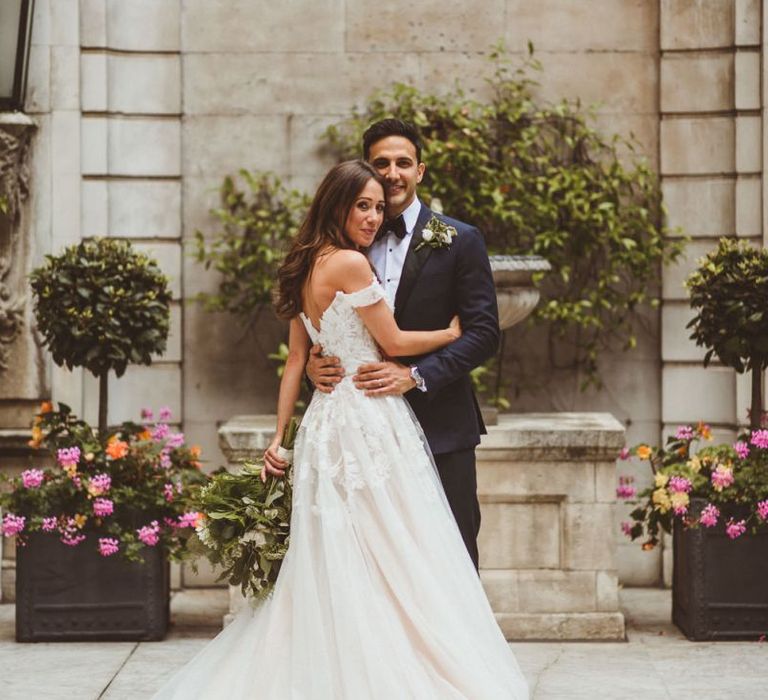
[410,366,427,392]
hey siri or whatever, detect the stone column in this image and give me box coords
[659,0,763,583]
[477,413,626,640]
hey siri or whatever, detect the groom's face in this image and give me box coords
[367,136,425,217]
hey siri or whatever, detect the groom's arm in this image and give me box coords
[414,227,499,397]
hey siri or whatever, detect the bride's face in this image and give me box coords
[344,178,385,249]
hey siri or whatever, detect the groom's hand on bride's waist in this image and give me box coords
[354,361,415,397]
[307,344,344,394]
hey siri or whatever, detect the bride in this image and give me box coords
[154,160,528,699]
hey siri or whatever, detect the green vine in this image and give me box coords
[325,45,684,388]
[193,171,311,320]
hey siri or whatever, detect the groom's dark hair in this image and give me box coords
[362,119,422,162]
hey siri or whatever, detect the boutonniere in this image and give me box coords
[414,216,457,252]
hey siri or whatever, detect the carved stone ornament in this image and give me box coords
[0,115,35,371]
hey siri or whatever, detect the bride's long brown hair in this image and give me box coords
[275,160,385,320]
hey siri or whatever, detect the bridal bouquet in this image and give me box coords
[192,417,298,601]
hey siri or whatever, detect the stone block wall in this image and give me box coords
[9,0,765,591]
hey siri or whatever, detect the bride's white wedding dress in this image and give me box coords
[154,279,528,699]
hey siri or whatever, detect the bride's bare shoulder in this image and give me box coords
[323,249,372,285]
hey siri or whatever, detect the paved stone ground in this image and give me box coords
[1,588,765,699]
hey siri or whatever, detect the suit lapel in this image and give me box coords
[394,204,434,319]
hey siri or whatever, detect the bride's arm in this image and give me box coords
[356,302,459,357]
[263,316,310,478]
[338,251,460,357]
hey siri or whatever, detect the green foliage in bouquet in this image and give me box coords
[618,422,768,550]
[29,238,171,433]
[193,171,311,320]
[325,44,684,387]
[191,418,299,600]
[0,403,208,561]
[686,238,768,430]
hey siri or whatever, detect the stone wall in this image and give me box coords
[6,1,764,589]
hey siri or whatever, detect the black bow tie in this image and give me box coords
[381,215,407,240]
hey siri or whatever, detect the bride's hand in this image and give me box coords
[262,437,287,481]
[448,315,462,342]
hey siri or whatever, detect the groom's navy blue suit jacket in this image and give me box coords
[394,205,499,455]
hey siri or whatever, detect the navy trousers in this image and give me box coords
[433,448,481,570]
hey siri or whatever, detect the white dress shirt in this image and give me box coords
[368,197,422,308]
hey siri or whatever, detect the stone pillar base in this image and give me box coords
[495,612,625,641]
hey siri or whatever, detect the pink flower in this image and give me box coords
[88,473,111,496]
[2,513,26,537]
[140,407,154,421]
[675,425,694,441]
[726,518,747,540]
[41,516,58,531]
[616,475,636,499]
[60,532,85,546]
[178,512,201,529]
[699,503,719,528]
[21,469,44,489]
[750,430,768,449]
[158,406,172,422]
[757,500,768,521]
[668,476,692,494]
[711,465,734,491]
[152,423,170,441]
[166,432,185,449]
[733,441,750,460]
[137,520,160,546]
[619,447,630,460]
[620,521,633,537]
[159,451,172,470]
[92,498,114,517]
[163,483,174,503]
[98,537,120,557]
[56,446,81,468]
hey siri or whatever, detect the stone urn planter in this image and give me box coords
[15,533,170,642]
[673,498,768,641]
[484,255,551,425]
[489,255,551,331]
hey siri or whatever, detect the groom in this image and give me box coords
[307,119,499,569]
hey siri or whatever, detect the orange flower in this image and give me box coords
[641,541,656,551]
[106,436,129,460]
[136,429,152,441]
[74,514,87,528]
[189,445,202,459]
[40,401,53,414]
[28,425,44,448]
[636,445,652,460]
[697,421,712,441]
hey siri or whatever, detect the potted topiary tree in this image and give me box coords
[619,238,768,640]
[29,238,172,434]
[1,239,207,642]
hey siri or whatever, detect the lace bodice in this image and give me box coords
[299,278,389,373]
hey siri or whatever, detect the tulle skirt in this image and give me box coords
[154,381,528,699]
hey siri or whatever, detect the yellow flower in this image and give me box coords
[687,456,702,473]
[670,492,690,512]
[74,514,87,528]
[636,445,652,460]
[28,425,44,448]
[654,472,669,488]
[652,488,671,513]
[63,463,77,478]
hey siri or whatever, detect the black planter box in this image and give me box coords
[16,532,170,642]
[673,499,768,641]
